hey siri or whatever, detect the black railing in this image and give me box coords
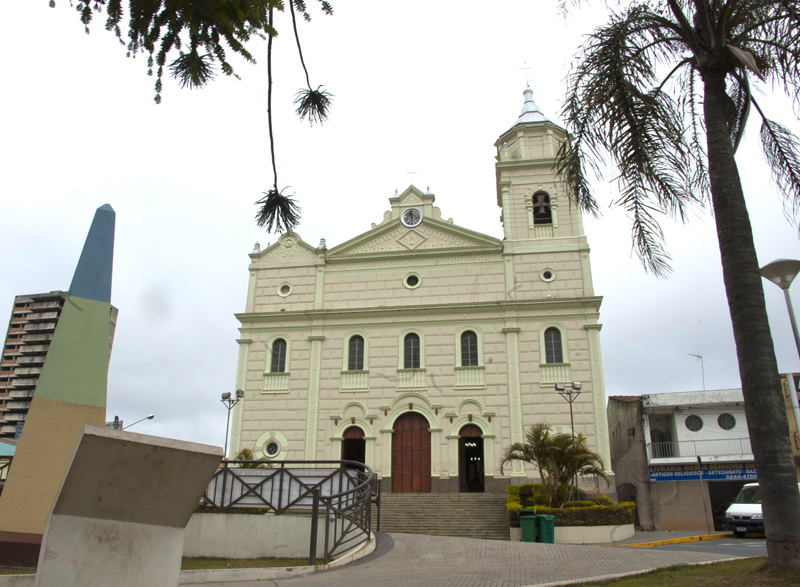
[203,460,375,564]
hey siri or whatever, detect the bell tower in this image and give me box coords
[495,88,587,248]
[494,88,595,298]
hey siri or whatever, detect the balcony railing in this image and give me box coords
[649,437,752,459]
[397,368,425,389]
[540,363,570,385]
[455,366,485,388]
[341,370,369,391]
[203,460,375,565]
[262,372,289,393]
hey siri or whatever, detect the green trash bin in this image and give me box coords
[536,514,555,544]
[519,510,538,543]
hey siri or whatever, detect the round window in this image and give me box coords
[277,282,293,297]
[718,413,736,430]
[540,268,556,282]
[404,273,421,289]
[685,415,703,432]
[264,440,280,457]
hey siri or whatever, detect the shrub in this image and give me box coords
[518,502,635,527]
[588,494,614,507]
[507,502,523,527]
[563,500,596,508]
[507,483,634,527]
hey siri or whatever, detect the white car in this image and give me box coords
[725,482,800,537]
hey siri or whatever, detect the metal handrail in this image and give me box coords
[648,437,752,459]
[203,459,375,564]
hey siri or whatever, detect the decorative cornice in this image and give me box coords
[235,296,604,325]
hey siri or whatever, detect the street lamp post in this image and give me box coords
[759,258,800,442]
[555,382,582,498]
[111,413,155,430]
[122,414,155,430]
[221,389,245,459]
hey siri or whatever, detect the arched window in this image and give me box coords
[271,338,287,372]
[404,333,420,369]
[348,335,365,371]
[532,191,552,224]
[543,327,563,364]
[460,330,479,367]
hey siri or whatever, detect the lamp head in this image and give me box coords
[236,389,244,399]
[146,414,155,420]
[554,383,566,392]
[221,392,232,401]
[571,382,582,391]
[760,258,800,290]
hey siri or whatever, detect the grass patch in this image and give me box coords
[1,557,308,576]
[0,567,35,575]
[180,556,308,570]
[573,557,800,586]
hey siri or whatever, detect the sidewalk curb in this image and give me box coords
[533,557,745,586]
[619,533,733,548]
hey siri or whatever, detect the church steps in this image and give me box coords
[372,493,510,540]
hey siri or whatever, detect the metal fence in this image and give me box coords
[649,437,752,459]
[203,460,375,564]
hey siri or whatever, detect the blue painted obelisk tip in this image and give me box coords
[68,204,116,303]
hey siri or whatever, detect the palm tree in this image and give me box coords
[234,448,269,468]
[500,424,607,506]
[558,0,800,567]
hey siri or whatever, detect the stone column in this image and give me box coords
[585,323,611,467]
[502,325,526,477]
[304,333,326,460]
[229,337,252,456]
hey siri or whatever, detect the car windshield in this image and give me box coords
[733,486,761,504]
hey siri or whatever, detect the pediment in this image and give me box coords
[250,232,323,266]
[327,217,501,259]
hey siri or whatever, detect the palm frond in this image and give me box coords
[255,189,302,234]
[728,72,752,153]
[760,117,800,225]
[560,4,702,276]
[169,51,216,89]
[294,86,334,125]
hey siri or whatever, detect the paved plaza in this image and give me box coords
[181,531,741,587]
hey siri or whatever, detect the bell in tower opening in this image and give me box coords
[533,192,552,224]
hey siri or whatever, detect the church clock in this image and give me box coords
[401,207,422,227]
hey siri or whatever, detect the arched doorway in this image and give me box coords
[341,426,366,466]
[392,412,431,493]
[459,424,484,492]
[617,483,639,526]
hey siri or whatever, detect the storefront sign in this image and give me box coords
[648,461,757,482]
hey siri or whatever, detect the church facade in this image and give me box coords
[229,90,612,494]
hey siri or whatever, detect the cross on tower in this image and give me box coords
[519,62,534,88]
[407,169,417,185]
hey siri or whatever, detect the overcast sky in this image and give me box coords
[2,1,800,448]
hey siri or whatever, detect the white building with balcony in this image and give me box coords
[608,389,755,531]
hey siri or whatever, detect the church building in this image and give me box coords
[229,89,612,494]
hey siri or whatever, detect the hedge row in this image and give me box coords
[506,483,634,527]
[508,503,635,527]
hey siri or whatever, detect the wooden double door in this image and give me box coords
[391,412,431,493]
